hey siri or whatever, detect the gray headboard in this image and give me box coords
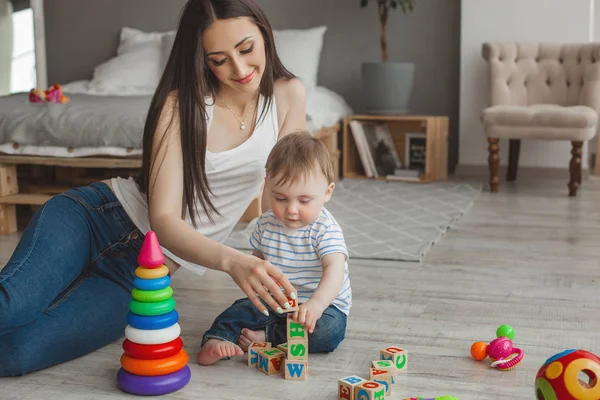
[44,0,460,169]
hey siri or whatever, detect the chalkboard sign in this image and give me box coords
[405,133,426,171]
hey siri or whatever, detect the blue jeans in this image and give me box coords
[0,182,144,376]
[202,297,347,353]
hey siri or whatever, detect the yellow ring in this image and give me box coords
[564,358,600,399]
[135,265,169,279]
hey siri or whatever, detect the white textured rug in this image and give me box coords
[225,180,481,262]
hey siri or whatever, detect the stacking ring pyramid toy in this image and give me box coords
[117,231,191,396]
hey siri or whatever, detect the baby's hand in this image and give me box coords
[292,299,325,334]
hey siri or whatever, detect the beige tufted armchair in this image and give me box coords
[481,42,600,196]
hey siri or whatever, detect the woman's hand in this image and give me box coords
[292,299,325,334]
[225,253,296,316]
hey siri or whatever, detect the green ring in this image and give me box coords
[129,297,176,316]
[131,286,173,303]
[534,378,558,400]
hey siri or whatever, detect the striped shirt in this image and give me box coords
[249,208,352,315]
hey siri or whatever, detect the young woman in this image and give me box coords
[0,0,305,376]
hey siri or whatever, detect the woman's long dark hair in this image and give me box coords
[137,0,295,227]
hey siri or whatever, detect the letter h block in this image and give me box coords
[287,316,309,361]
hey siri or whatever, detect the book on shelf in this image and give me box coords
[348,120,403,178]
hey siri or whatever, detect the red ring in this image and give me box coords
[123,337,184,360]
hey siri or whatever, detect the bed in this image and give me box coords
[0,26,353,234]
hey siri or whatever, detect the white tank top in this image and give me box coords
[112,95,278,276]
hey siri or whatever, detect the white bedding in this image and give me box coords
[0,81,352,158]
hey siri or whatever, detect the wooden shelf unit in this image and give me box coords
[342,114,449,183]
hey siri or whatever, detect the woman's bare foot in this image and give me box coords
[237,328,267,352]
[196,339,244,365]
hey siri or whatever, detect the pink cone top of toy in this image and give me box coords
[138,231,165,267]
[487,337,513,360]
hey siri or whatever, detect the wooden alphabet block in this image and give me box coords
[248,341,271,367]
[283,295,299,312]
[287,316,308,342]
[380,346,408,373]
[338,375,366,400]
[370,368,392,395]
[354,381,385,400]
[371,359,395,384]
[287,339,308,361]
[277,342,288,355]
[284,359,307,380]
[257,348,285,375]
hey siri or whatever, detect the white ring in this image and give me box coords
[125,323,181,345]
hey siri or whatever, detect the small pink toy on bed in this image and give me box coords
[28,87,46,103]
[45,84,70,103]
[28,84,69,104]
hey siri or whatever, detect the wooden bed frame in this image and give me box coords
[0,124,340,234]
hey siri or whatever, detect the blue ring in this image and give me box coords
[127,310,179,330]
[133,275,171,291]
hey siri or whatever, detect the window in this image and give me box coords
[11,7,36,93]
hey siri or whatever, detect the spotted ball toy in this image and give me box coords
[470,324,523,370]
[535,349,600,400]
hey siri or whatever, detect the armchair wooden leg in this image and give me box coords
[507,139,520,181]
[568,140,583,197]
[488,138,500,192]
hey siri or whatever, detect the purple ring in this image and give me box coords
[117,365,191,395]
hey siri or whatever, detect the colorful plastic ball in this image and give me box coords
[535,349,600,400]
[470,341,488,361]
[496,324,515,341]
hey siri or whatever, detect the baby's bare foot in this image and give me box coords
[237,328,267,352]
[196,339,244,365]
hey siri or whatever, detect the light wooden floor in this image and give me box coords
[2,173,600,399]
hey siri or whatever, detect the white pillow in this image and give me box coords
[90,27,174,91]
[118,27,161,53]
[273,26,327,88]
[90,42,163,91]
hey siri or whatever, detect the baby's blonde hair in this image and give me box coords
[266,130,334,186]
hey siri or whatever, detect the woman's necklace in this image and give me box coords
[220,96,255,130]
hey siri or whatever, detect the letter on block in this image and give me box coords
[248,341,271,367]
[354,381,385,400]
[257,348,285,375]
[284,359,307,380]
[287,339,308,361]
[287,317,307,342]
[380,346,408,373]
[283,295,299,313]
[370,368,392,396]
[371,359,395,384]
[338,375,366,400]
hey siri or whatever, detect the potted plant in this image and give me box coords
[360,0,416,114]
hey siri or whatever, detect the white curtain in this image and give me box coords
[0,0,12,95]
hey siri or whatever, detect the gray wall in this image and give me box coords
[44,0,460,170]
